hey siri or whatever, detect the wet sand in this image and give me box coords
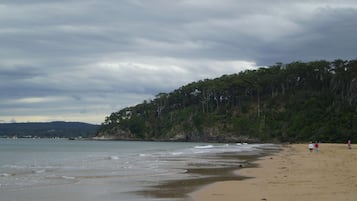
[134,147,280,200]
[191,143,357,201]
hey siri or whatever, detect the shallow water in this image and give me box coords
[0,139,278,201]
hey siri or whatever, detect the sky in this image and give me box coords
[1,0,357,124]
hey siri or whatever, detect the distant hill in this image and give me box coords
[0,121,99,138]
[97,59,357,143]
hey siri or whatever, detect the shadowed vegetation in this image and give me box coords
[98,59,357,143]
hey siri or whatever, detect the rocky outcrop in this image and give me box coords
[95,127,139,140]
[97,125,258,143]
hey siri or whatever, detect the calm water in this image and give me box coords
[0,139,276,201]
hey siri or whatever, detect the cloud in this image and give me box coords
[0,0,356,123]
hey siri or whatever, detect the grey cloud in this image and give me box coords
[1,0,357,123]
[253,6,357,64]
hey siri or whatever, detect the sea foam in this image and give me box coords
[194,145,214,149]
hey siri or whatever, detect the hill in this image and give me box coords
[97,60,357,143]
[0,121,99,138]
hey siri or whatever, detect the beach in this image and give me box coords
[191,143,357,201]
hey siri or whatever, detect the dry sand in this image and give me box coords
[191,143,357,201]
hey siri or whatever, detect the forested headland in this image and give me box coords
[97,60,357,143]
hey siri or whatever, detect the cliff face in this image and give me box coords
[97,60,357,143]
[96,125,256,143]
[96,127,137,140]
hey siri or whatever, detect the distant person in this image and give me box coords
[308,143,314,153]
[348,140,352,149]
[314,142,319,153]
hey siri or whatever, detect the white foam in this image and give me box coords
[32,169,46,174]
[61,176,76,180]
[108,156,119,160]
[194,145,214,149]
[0,173,11,177]
[4,165,24,169]
[171,152,183,156]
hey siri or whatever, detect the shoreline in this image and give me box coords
[190,143,357,201]
[133,152,262,199]
[132,144,281,200]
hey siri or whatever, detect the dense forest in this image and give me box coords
[0,121,98,138]
[97,60,357,143]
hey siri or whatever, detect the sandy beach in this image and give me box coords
[191,143,357,201]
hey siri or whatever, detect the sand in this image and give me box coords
[191,143,357,201]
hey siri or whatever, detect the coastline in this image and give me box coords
[190,143,357,201]
[134,147,276,199]
[131,144,280,200]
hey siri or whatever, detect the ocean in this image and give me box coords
[0,139,278,201]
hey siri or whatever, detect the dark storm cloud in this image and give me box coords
[1,0,356,123]
[250,5,357,64]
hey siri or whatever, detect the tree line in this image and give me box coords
[98,59,357,143]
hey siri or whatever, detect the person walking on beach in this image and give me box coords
[314,142,319,153]
[348,139,352,149]
[308,143,314,153]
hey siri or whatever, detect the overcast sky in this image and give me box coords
[1,0,357,124]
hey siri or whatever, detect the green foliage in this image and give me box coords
[98,59,357,143]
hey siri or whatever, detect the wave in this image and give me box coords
[108,156,119,160]
[61,176,76,180]
[194,145,214,149]
[0,173,11,177]
[170,152,183,156]
[32,169,46,174]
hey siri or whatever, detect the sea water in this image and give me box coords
[0,139,276,201]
